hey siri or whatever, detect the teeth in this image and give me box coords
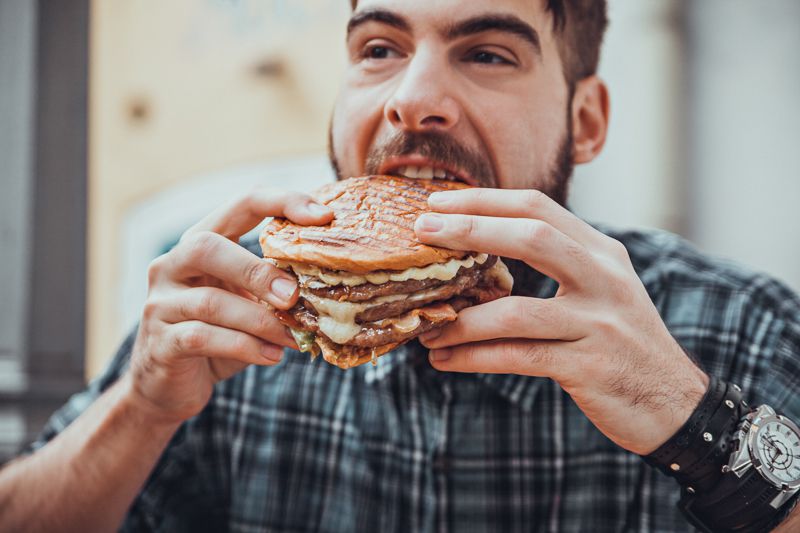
[396,165,451,180]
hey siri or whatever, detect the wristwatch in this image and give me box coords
[727,405,800,508]
[682,405,800,531]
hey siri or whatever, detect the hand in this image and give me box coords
[128,188,333,424]
[414,188,708,454]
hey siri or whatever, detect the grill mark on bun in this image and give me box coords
[260,176,472,273]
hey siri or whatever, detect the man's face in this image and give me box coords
[330,0,575,202]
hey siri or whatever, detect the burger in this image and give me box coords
[259,175,513,369]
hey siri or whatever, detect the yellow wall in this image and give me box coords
[88,0,349,377]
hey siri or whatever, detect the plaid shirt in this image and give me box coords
[26,226,800,532]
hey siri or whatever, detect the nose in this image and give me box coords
[384,49,460,132]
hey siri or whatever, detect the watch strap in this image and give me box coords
[646,376,725,468]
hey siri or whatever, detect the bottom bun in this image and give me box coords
[315,336,401,370]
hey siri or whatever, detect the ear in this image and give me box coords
[570,76,610,165]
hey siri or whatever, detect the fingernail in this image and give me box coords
[430,348,452,362]
[261,343,284,362]
[428,192,450,207]
[270,277,297,302]
[307,202,332,217]
[419,329,441,345]
[417,214,444,232]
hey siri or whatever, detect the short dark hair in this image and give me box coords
[546,0,608,86]
[348,0,608,87]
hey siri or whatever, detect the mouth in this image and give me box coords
[378,157,478,186]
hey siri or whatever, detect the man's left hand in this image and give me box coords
[415,188,708,455]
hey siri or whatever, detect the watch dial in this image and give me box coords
[756,421,800,483]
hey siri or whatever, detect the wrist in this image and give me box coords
[117,372,185,431]
[644,377,745,490]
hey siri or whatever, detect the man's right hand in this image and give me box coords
[128,188,333,424]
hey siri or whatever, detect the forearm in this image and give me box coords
[0,372,180,532]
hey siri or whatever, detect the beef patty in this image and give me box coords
[282,280,504,348]
[300,255,497,302]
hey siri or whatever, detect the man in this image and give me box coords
[2,0,799,531]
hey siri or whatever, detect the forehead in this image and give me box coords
[353,0,553,39]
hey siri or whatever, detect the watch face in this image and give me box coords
[754,417,800,485]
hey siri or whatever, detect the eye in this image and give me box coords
[465,49,515,66]
[362,44,402,61]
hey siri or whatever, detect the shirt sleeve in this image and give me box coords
[21,328,137,456]
[745,277,800,418]
[21,327,230,531]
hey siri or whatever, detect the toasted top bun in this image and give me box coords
[260,176,472,273]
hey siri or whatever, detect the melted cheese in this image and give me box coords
[285,254,488,287]
[489,259,514,293]
[302,290,430,344]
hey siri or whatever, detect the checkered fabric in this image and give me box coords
[25,227,800,532]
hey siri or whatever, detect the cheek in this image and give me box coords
[331,87,386,177]
[479,101,565,189]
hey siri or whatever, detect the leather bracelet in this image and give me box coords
[674,385,745,490]
[694,469,776,528]
[646,376,724,470]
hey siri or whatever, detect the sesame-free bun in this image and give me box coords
[260,175,472,273]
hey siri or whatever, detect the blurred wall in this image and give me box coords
[88,0,350,377]
[686,0,800,292]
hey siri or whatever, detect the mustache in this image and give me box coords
[364,131,495,187]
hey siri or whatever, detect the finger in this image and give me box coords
[186,188,333,240]
[153,287,297,348]
[428,338,574,380]
[427,188,606,252]
[166,320,284,365]
[162,231,299,309]
[415,213,592,287]
[419,296,583,349]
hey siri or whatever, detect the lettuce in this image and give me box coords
[289,328,320,360]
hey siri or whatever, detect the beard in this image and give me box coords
[328,119,575,207]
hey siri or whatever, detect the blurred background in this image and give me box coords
[1,0,798,460]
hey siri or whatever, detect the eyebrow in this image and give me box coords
[446,14,542,56]
[346,9,542,58]
[347,9,410,38]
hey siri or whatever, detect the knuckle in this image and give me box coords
[521,342,551,365]
[141,298,161,322]
[194,290,219,321]
[523,189,548,210]
[147,255,168,285]
[175,323,207,353]
[236,188,263,210]
[523,220,549,248]
[254,306,275,334]
[462,215,479,239]
[228,334,252,356]
[183,231,218,263]
[592,315,623,339]
[242,260,273,291]
[497,298,532,330]
[607,239,630,262]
